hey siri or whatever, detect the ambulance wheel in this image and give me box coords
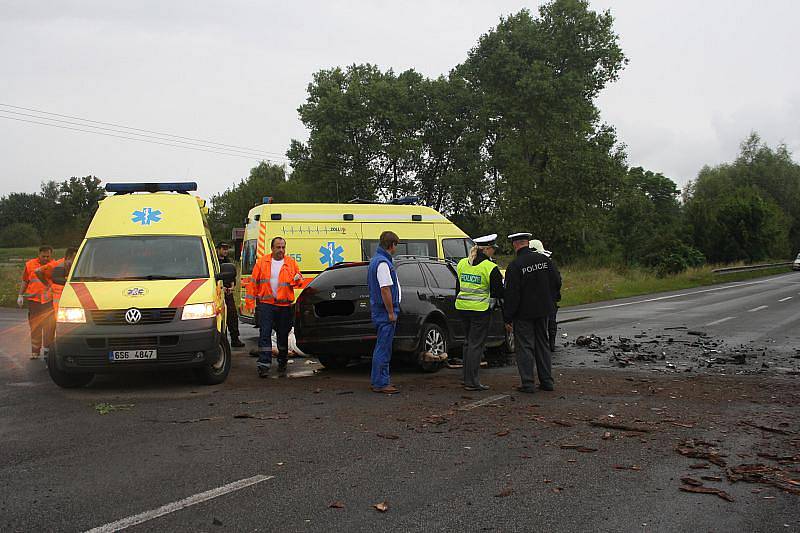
[419,322,447,373]
[48,356,93,388]
[318,354,350,369]
[196,336,231,385]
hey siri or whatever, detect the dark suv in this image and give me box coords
[294,256,509,371]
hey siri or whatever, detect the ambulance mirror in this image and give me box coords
[217,263,237,283]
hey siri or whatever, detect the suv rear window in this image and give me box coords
[313,264,369,288]
[396,263,426,287]
[423,262,457,290]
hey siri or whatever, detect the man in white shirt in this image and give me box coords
[367,231,401,394]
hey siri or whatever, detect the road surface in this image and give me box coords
[1,274,798,532]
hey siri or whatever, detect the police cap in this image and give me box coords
[508,232,532,242]
[473,233,497,247]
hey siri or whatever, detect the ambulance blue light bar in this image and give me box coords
[105,182,198,194]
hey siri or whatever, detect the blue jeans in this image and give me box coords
[256,303,292,369]
[370,320,396,388]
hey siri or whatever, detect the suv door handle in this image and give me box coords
[417,291,428,300]
[431,294,445,301]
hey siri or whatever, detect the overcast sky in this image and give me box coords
[1,0,798,199]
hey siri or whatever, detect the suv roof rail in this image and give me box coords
[395,255,457,265]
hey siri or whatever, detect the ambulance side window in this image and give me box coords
[442,238,472,262]
[242,240,257,275]
[362,239,437,260]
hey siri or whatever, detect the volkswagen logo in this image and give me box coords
[124,308,142,324]
[330,291,337,299]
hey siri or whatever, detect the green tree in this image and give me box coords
[208,162,292,242]
[0,222,41,247]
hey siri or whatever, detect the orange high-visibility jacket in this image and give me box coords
[34,258,66,310]
[245,254,304,310]
[22,258,54,304]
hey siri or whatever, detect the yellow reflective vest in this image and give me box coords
[455,257,497,312]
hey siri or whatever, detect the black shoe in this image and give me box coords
[539,383,554,391]
[231,338,245,348]
[278,361,288,374]
[514,385,536,394]
[249,349,260,358]
[257,366,270,378]
[464,384,490,391]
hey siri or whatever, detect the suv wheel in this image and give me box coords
[318,354,350,369]
[419,322,447,373]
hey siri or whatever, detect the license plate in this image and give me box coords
[109,349,157,362]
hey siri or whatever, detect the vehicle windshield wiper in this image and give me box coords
[70,276,120,282]
[114,275,189,281]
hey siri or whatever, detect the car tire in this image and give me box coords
[195,336,231,385]
[48,354,93,388]
[418,322,447,373]
[317,354,350,369]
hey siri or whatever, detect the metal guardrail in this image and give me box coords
[712,261,794,275]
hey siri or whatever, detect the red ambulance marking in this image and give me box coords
[169,279,207,308]
[71,283,98,310]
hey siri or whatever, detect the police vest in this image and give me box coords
[455,258,496,312]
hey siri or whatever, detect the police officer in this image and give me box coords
[455,234,504,391]
[503,232,562,393]
[216,242,245,348]
[530,239,561,352]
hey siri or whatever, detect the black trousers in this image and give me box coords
[459,310,491,387]
[225,292,240,340]
[548,306,558,347]
[513,317,553,389]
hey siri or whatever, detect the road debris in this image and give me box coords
[560,444,598,453]
[679,484,734,502]
[376,433,400,440]
[93,403,134,415]
[233,413,289,420]
[495,487,514,498]
[741,421,794,435]
[373,501,389,512]
[680,477,703,487]
[590,420,652,433]
[613,464,642,471]
[727,463,800,495]
[328,501,345,509]
[675,439,727,467]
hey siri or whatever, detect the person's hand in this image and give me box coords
[293,273,302,282]
[389,311,397,323]
[16,295,24,308]
[504,323,513,333]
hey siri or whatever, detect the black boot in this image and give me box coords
[277,350,288,374]
[230,337,245,348]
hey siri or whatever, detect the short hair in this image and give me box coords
[379,231,399,250]
[270,236,286,248]
[39,245,53,253]
[65,247,79,259]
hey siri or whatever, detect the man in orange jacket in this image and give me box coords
[246,236,304,377]
[17,246,55,359]
[34,247,78,312]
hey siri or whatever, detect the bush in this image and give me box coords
[642,240,706,278]
[0,223,41,247]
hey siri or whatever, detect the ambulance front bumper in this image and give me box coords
[54,318,221,373]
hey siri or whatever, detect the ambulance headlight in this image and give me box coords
[182,303,216,320]
[57,307,86,323]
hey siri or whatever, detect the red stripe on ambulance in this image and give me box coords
[169,279,207,308]
[71,283,98,310]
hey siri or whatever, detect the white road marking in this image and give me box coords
[748,305,768,312]
[560,278,776,313]
[779,296,793,302]
[705,316,735,327]
[458,394,510,411]
[84,474,274,533]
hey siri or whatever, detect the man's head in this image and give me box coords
[38,245,53,264]
[64,247,78,268]
[271,236,286,260]
[216,242,230,258]
[508,232,532,252]
[379,231,399,256]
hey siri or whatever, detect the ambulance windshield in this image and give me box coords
[72,236,209,281]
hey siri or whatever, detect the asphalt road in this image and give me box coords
[1,276,799,532]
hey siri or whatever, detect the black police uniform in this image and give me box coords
[503,246,562,391]
[218,253,243,347]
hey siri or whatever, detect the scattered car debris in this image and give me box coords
[612,464,642,471]
[590,420,652,433]
[328,501,345,509]
[373,501,389,512]
[675,439,727,467]
[233,413,289,420]
[680,477,703,487]
[741,421,794,435]
[679,484,734,502]
[495,487,514,498]
[376,433,400,440]
[93,403,134,415]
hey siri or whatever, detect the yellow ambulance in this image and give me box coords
[238,199,473,323]
[49,182,236,388]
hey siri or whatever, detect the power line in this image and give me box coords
[0,113,284,162]
[0,108,287,160]
[0,102,291,159]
